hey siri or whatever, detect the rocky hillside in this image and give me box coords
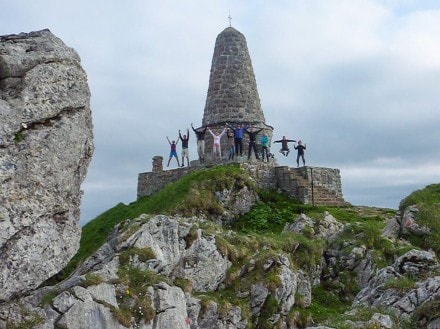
[1,163,439,329]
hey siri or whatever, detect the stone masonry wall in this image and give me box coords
[203,27,265,125]
[274,166,345,206]
[138,162,345,206]
[137,166,198,198]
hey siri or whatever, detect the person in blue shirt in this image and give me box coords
[226,123,245,156]
[227,128,235,160]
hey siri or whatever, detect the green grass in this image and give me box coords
[399,184,440,211]
[306,284,350,325]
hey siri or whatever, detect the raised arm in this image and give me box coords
[207,128,215,137]
[219,128,227,138]
[191,123,197,133]
[179,130,183,141]
[226,123,235,130]
[166,136,171,145]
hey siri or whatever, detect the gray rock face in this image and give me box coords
[0,29,93,302]
[354,249,439,320]
[401,205,430,236]
[214,185,258,225]
[283,212,344,242]
[119,215,232,292]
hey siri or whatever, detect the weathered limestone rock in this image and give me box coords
[401,205,430,236]
[283,212,344,242]
[354,249,439,320]
[151,282,189,329]
[0,29,93,302]
[214,184,258,224]
[55,285,126,329]
[117,215,232,292]
[197,300,247,329]
[344,313,394,329]
[250,284,269,315]
[381,214,400,239]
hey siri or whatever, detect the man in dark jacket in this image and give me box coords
[191,123,207,163]
[245,126,263,160]
[274,136,296,156]
[179,129,190,167]
[294,140,307,167]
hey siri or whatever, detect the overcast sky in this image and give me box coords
[2,1,440,225]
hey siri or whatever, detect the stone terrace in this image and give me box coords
[137,157,345,207]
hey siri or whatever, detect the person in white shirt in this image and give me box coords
[208,126,227,159]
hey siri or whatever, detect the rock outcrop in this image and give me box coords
[0,214,315,328]
[3,201,440,328]
[0,29,93,302]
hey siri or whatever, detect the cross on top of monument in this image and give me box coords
[228,11,232,27]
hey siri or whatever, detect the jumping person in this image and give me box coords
[166,136,180,167]
[244,126,263,160]
[226,123,245,156]
[207,126,227,159]
[273,136,296,156]
[260,130,270,162]
[179,129,190,167]
[191,123,207,163]
[294,140,307,167]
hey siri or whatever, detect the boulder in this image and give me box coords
[401,205,430,236]
[0,29,93,302]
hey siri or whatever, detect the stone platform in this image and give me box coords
[137,157,345,206]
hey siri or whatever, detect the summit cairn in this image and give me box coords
[139,25,344,207]
[201,26,273,161]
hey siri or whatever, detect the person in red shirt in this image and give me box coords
[166,136,180,167]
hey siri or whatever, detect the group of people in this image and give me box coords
[166,123,306,168]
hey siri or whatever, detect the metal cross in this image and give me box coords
[228,10,232,27]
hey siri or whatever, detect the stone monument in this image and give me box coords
[200,26,273,161]
[138,25,345,207]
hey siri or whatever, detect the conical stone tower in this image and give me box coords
[202,26,273,160]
